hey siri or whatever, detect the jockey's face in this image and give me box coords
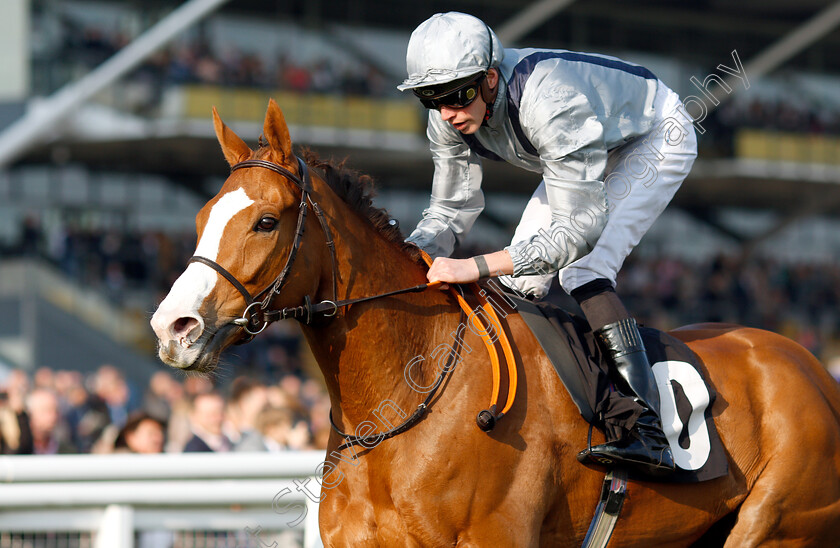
[438,68,498,135]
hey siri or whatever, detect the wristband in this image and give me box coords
[474,255,490,279]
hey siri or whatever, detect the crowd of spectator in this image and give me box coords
[37,18,390,108]
[0,363,331,456]
[713,96,840,136]
[156,43,388,97]
[704,94,840,157]
[42,17,840,139]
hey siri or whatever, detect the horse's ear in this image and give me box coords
[213,107,251,166]
[262,99,294,166]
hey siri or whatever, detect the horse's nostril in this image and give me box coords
[173,317,200,338]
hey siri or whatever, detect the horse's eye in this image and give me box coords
[256,216,278,232]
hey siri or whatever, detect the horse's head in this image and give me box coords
[150,100,325,373]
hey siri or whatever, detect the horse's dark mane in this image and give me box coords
[299,149,422,262]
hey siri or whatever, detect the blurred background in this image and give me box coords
[1,0,840,546]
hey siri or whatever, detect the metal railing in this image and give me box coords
[0,452,326,548]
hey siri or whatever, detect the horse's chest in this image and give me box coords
[320,463,459,546]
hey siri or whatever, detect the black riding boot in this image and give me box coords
[577,317,676,477]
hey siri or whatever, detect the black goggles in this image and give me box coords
[414,73,486,110]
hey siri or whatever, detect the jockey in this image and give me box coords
[399,12,698,477]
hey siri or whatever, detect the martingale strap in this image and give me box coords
[328,252,521,450]
[329,302,468,452]
[453,280,518,428]
[419,250,517,430]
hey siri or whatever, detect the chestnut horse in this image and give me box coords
[150,100,840,546]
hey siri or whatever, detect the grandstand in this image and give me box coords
[1,0,840,545]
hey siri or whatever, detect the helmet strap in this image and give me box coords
[480,72,497,125]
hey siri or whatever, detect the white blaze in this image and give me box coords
[153,188,254,333]
[194,187,254,260]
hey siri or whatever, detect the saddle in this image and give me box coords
[507,292,728,483]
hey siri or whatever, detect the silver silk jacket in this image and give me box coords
[407,48,661,277]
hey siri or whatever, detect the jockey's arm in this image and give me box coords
[406,116,484,258]
[426,249,514,285]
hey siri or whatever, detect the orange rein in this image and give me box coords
[421,252,518,422]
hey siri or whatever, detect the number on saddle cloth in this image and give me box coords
[640,327,728,482]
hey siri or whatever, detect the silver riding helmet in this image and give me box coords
[397,12,505,94]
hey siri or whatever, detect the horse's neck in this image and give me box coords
[303,190,456,428]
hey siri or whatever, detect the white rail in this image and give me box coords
[0,452,326,548]
[0,451,324,482]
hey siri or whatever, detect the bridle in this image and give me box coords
[189,156,436,342]
[188,156,334,343]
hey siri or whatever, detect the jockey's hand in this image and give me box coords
[426,257,479,289]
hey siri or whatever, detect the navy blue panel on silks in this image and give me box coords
[504,51,658,160]
[458,51,658,163]
[460,133,505,161]
[510,292,728,484]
